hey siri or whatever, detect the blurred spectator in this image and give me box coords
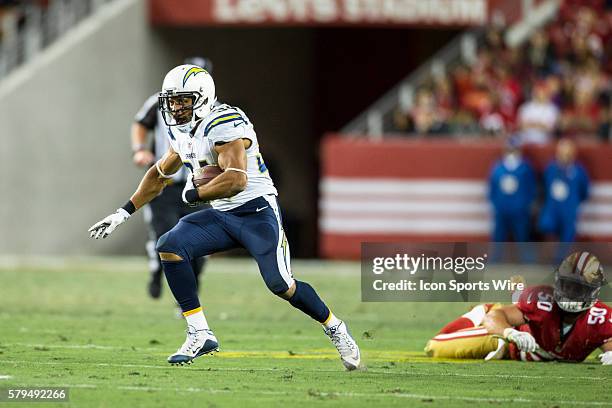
[410,88,449,135]
[574,58,605,100]
[546,74,563,106]
[559,58,608,138]
[431,73,454,116]
[480,109,506,135]
[525,29,556,77]
[460,70,494,119]
[447,108,481,135]
[538,139,590,243]
[451,63,472,100]
[483,27,505,55]
[517,82,559,144]
[560,87,602,136]
[488,137,537,242]
[392,87,449,135]
[492,64,522,125]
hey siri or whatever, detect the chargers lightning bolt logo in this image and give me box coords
[183,67,207,87]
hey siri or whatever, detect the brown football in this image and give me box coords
[193,165,224,187]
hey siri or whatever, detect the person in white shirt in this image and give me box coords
[517,82,559,144]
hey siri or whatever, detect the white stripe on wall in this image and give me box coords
[321,178,487,196]
[320,179,612,237]
[321,218,490,234]
[321,200,490,214]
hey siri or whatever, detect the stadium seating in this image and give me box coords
[387,0,610,142]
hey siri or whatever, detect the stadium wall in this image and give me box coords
[319,136,612,259]
[0,0,174,255]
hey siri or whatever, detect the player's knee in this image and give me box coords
[278,281,296,300]
[265,276,292,297]
[156,231,187,261]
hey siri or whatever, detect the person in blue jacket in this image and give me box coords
[539,138,590,243]
[488,137,537,243]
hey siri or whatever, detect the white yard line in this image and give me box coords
[0,358,606,381]
[0,375,12,380]
[3,343,152,351]
[16,382,612,406]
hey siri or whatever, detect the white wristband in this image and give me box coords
[155,160,174,179]
[225,167,248,178]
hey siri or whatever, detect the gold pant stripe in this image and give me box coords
[182,306,203,317]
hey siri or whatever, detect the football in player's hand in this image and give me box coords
[193,165,223,187]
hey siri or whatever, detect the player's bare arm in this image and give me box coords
[187,139,249,203]
[88,146,182,239]
[483,304,539,352]
[130,147,182,209]
[483,304,526,335]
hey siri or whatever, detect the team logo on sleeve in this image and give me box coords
[183,67,207,87]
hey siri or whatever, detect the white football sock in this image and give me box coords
[184,309,209,331]
[462,304,487,326]
[322,312,342,329]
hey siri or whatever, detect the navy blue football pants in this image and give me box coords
[157,195,294,296]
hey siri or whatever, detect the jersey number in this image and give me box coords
[587,307,608,325]
[536,291,554,312]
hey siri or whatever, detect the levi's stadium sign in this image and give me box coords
[149,0,520,27]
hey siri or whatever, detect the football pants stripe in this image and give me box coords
[182,306,203,317]
[263,195,294,288]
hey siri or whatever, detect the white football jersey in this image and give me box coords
[167,104,277,211]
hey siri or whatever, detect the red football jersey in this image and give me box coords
[514,285,612,362]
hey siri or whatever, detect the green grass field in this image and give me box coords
[0,257,609,407]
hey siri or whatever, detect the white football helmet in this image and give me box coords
[159,64,216,132]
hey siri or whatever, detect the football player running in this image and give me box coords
[88,65,361,370]
[425,252,612,364]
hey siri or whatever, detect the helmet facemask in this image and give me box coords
[554,277,600,313]
[159,91,209,130]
